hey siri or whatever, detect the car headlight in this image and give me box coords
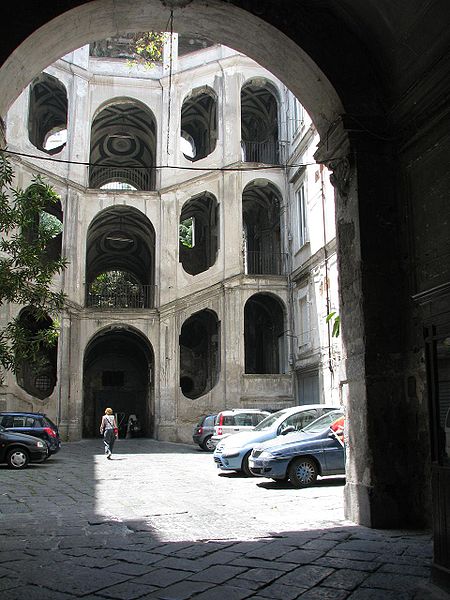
[36,440,46,448]
[260,450,284,460]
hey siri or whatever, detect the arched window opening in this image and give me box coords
[28,73,68,155]
[86,207,156,308]
[242,180,285,275]
[179,309,220,399]
[83,327,154,438]
[241,79,280,164]
[244,293,285,374]
[179,192,218,276]
[22,186,64,264]
[181,87,217,162]
[89,100,157,191]
[16,308,58,400]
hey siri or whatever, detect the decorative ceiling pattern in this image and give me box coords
[86,206,156,285]
[89,101,157,190]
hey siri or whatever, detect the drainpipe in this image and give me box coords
[320,164,333,379]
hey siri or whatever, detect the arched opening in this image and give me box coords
[86,206,156,309]
[83,326,154,438]
[179,309,220,399]
[241,79,280,164]
[89,98,157,191]
[22,184,63,264]
[179,191,219,276]
[15,307,58,400]
[244,293,285,374]
[1,0,436,542]
[242,179,284,275]
[28,72,68,155]
[180,86,217,162]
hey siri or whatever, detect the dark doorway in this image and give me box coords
[83,327,153,438]
[244,293,285,374]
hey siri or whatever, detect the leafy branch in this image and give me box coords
[326,311,341,338]
[0,151,67,375]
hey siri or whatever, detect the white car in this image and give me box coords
[213,404,338,475]
[211,409,270,447]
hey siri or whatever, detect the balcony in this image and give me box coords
[88,166,155,191]
[86,284,156,309]
[241,141,286,165]
[245,251,288,276]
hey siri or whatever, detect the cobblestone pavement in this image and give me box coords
[0,439,438,599]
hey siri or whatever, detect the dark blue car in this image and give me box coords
[0,412,62,456]
[249,410,345,487]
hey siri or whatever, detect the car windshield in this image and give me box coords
[254,409,289,431]
[302,410,343,434]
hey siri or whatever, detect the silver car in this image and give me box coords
[213,404,338,476]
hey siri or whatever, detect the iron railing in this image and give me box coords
[86,284,156,309]
[89,166,155,191]
[245,251,288,275]
[241,140,286,165]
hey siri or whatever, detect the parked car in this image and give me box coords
[249,410,345,487]
[213,404,338,475]
[0,425,48,469]
[192,414,217,451]
[211,408,271,447]
[0,412,62,456]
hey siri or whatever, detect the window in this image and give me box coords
[297,371,320,405]
[234,414,253,426]
[279,409,317,433]
[252,413,267,426]
[298,295,310,346]
[12,416,35,428]
[292,98,304,136]
[296,184,308,248]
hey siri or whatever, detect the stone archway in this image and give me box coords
[0,0,429,535]
[83,326,154,438]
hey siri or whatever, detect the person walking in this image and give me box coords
[100,408,118,459]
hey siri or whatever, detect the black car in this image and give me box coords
[193,414,217,451]
[0,412,62,456]
[0,425,48,469]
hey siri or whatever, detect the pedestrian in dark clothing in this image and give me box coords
[100,407,117,459]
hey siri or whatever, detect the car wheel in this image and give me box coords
[6,448,30,469]
[242,451,253,477]
[200,436,215,452]
[288,457,318,488]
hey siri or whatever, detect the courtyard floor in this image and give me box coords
[0,439,439,599]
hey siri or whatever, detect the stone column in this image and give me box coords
[316,116,425,527]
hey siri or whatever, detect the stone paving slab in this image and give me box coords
[0,439,438,600]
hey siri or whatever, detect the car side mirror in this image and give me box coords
[281,426,296,435]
